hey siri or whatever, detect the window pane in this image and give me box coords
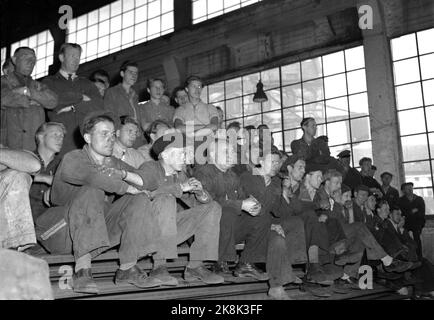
[88,24,98,41]
[393,58,420,85]
[109,31,122,51]
[110,15,122,33]
[347,69,367,94]
[304,101,325,124]
[262,111,282,132]
[243,95,261,116]
[261,68,280,89]
[226,97,242,119]
[301,57,322,81]
[414,188,434,215]
[404,161,432,188]
[148,0,161,19]
[348,92,369,117]
[208,0,224,14]
[303,79,323,103]
[417,28,434,55]
[98,36,109,53]
[324,74,347,99]
[162,0,173,13]
[426,106,434,132]
[352,141,373,166]
[395,82,423,110]
[135,5,148,23]
[225,77,242,99]
[399,108,427,136]
[322,51,345,76]
[193,0,207,18]
[430,133,434,154]
[100,5,110,21]
[77,15,87,30]
[283,106,303,130]
[401,134,429,161]
[148,16,160,35]
[281,62,301,86]
[242,73,260,95]
[68,32,77,43]
[423,80,434,105]
[420,54,434,80]
[201,86,208,103]
[273,132,283,150]
[391,33,417,61]
[345,46,365,71]
[123,0,135,12]
[122,26,134,46]
[350,117,371,142]
[87,40,98,57]
[122,10,135,29]
[88,10,99,26]
[326,97,348,122]
[282,84,301,107]
[262,89,281,112]
[161,12,173,31]
[134,21,147,41]
[244,114,262,127]
[111,1,122,17]
[327,120,350,145]
[208,81,224,103]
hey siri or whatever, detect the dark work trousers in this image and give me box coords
[36,186,160,265]
[266,216,307,288]
[218,206,271,264]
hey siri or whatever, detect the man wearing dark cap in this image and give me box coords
[35,112,161,294]
[352,184,370,224]
[398,182,426,260]
[290,117,343,174]
[337,149,362,193]
[136,132,224,285]
[380,171,400,207]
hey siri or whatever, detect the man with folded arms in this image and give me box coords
[136,132,223,286]
[35,112,160,294]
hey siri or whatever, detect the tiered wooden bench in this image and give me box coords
[40,243,402,300]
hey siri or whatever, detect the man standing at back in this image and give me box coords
[1,47,58,150]
[43,43,104,156]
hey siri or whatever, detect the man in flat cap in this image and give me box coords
[35,111,161,294]
[136,132,224,286]
[398,182,426,260]
[337,149,362,194]
[380,171,400,207]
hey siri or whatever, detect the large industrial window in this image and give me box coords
[192,0,261,24]
[10,30,54,80]
[67,0,174,63]
[202,45,372,169]
[391,27,434,215]
[1,47,6,74]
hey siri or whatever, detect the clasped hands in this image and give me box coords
[242,195,261,217]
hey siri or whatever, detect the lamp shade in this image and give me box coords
[253,80,268,103]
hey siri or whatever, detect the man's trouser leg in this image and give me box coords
[0,170,36,249]
[267,216,307,287]
[237,212,271,264]
[412,230,423,260]
[152,194,179,260]
[344,222,387,260]
[218,206,239,262]
[176,201,222,262]
[105,193,159,265]
[305,217,332,265]
[67,186,111,261]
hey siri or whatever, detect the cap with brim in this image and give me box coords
[80,110,118,137]
[401,182,414,190]
[337,150,351,158]
[152,132,187,158]
[380,171,393,179]
[341,184,351,194]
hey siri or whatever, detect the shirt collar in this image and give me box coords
[59,69,77,80]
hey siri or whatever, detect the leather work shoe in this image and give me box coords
[384,259,413,273]
[72,268,99,294]
[150,266,179,286]
[306,263,334,286]
[184,265,225,284]
[211,261,232,275]
[233,262,269,281]
[115,265,162,288]
[268,286,292,300]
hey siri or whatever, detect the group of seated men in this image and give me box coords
[1,42,432,300]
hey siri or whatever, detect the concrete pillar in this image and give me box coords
[174,0,192,31]
[360,0,404,189]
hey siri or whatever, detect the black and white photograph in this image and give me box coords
[0,0,433,307]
